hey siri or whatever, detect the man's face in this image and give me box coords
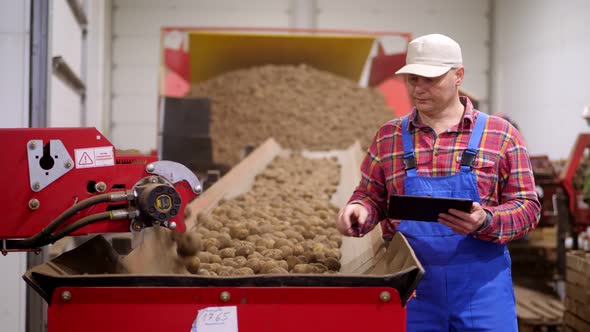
[405,68,464,113]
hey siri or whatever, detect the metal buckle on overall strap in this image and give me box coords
[460,148,477,167]
[403,152,417,170]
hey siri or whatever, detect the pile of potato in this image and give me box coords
[190,64,393,166]
[175,154,342,276]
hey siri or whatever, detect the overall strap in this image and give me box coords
[401,115,418,177]
[460,112,489,173]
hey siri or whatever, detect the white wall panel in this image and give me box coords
[317,0,491,112]
[112,37,160,66]
[0,0,30,329]
[86,0,112,135]
[0,32,29,128]
[111,96,156,125]
[49,76,82,127]
[111,123,158,151]
[110,0,291,152]
[112,65,158,95]
[113,9,290,37]
[51,0,83,74]
[493,0,590,159]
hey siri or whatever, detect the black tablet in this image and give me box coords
[388,194,473,222]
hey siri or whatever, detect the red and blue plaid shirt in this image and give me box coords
[349,97,540,244]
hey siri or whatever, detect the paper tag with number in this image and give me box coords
[190,306,238,332]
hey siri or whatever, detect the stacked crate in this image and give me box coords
[564,251,590,331]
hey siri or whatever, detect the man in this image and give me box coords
[336,34,540,331]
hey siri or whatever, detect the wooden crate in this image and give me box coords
[564,251,590,332]
[564,312,590,332]
[515,285,564,332]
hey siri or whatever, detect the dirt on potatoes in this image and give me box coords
[189,64,393,166]
[178,154,343,275]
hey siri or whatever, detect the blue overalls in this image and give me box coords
[396,112,517,332]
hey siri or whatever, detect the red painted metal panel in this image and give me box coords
[560,133,590,230]
[0,128,191,240]
[377,77,412,118]
[48,286,406,332]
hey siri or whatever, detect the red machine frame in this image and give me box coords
[47,287,405,332]
[560,133,590,233]
[0,128,195,251]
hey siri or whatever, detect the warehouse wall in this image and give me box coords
[317,0,491,112]
[86,0,112,135]
[109,0,491,153]
[493,0,590,160]
[0,0,29,330]
[49,0,84,127]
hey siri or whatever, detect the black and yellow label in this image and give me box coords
[155,194,172,213]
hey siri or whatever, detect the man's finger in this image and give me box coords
[438,218,469,235]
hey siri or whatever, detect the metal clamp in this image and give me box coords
[145,161,203,195]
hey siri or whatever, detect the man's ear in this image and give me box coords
[455,67,465,86]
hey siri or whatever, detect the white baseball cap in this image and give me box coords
[395,34,463,78]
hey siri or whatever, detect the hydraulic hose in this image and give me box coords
[12,190,132,248]
[45,209,131,245]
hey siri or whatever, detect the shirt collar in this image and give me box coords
[408,96,476,132]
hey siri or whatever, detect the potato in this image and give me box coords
[266,267,289,274]
[273,231,287,239]
[208,230,221,239]
[229,224,249,240]
[202,238,220,249]
[246,234,261,243]
[222,256,247,269]
[175,232,202,257]
[235,267,255,275]
[291,264,316,274]
[292,244,305,256]
[301,230,314,240]
[207,246,219,255]
[185,256,201,274]
[256,238,275,250]
[285,255,300,270]
[324,257,341,271]
[197,251,211,263]
[216,234,232,249]
[219,247,236,258]
[297,255,309,264]
[247,252,264,260]
[277,259,289,271]
[326,248,341,260]
[235,246,254,257]
[210,254,222,264]
[262,249,284,260]
[274,238,292,249]
[205,220,223,231]
[197,269,212,276]
[310,263,328,273]
[284,230,304,242]
[279,245,293,259]
[217,266,235,276]
[209,263,222,273]
[258,260,275,273]
[245,258,263,273]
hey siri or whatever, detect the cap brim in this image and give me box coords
[395,64,452,78]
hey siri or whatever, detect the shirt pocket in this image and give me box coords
[470,153,499,198]
[456,152,497,170]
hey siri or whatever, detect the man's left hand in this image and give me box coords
[438,202,487,235]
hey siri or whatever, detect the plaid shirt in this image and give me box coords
[349,97,540,244]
